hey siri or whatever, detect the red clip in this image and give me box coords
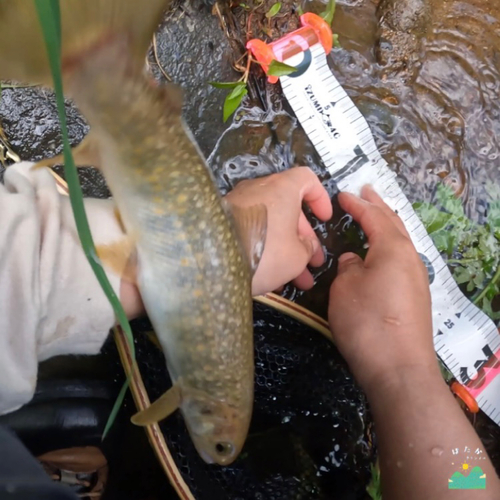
[451,381,479,414]
[451,345,500,415]
[247,13,333,84]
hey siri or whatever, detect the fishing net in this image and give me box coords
[106,300,376,500]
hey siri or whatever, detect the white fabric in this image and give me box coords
[0,162,123,415]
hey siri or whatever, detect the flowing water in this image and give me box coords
[208,0,500,316]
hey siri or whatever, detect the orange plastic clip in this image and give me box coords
[451,381,479,414]
[247,13,333,84]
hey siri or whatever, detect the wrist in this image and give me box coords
[361,361,445,404]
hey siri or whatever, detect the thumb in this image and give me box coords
[299,235,320,261]
[337,252,363,275]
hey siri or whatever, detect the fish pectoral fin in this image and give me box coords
[224,201,268,275]
[95,235,138,284]
[31,133,101,171]
[131,385,181,426]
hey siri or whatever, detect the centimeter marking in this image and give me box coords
[281,43,500,425]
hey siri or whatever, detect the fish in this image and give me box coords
[0,0,267,465]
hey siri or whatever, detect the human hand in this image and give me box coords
[224,167,333,296]
[328,186,437,394]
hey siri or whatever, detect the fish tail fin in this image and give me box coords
[0,0,171,85]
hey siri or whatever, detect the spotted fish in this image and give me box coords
[0,0,267,465]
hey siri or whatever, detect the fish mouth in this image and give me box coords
[192,439,238,466]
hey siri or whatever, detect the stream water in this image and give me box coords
[208,0,500,316]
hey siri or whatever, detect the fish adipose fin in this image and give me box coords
[131,384,181,426]
[223,201,267,275]
[31,132,101,171]
[95,235,137,284]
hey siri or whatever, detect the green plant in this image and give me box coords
[413,183,500,319]
[209,81,248,122]
[266,2,281,18]
[34,0,135,439]
[267,60,298,77]
[366,461,382,500]
[209,59,297,122]
[320,0,335,25]
[211,0,341,121]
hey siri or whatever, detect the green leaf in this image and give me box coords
[266,2,282,18]
[439,360,454,382]
[416,181,500,322]
[34,0,134,438]
[223,84,247,122]
[432,232,453,254]
[333,33,341,48]
[366,462,382,500]
[209,81,244,89]
[267,60,298,77]
[454,266,473,285]
[297,5,304,15]
[320,0,336,25]
[435,184,465,219]
[102,378,129,440]
[485,182,500,233]
[227,82,247,99]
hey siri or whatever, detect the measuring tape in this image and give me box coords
[248,13,500,426]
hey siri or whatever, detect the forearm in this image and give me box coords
[367,365,500,499]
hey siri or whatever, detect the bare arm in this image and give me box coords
[328,186,500,499]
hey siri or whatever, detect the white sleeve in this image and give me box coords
[0,162,125,415]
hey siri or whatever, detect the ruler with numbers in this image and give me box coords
[248,13,500,425]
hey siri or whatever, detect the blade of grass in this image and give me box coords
[34,0,134,438]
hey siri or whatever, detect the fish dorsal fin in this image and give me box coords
[223,201,267,275]
[131,384,181,426]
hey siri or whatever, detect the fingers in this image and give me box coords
[336,252,364,275]
[291,229,323,290]
[292,268,314,290]
[298,212,324,267]
[360,186,410,238]
[286,167,333,221]
[338,189,404,243]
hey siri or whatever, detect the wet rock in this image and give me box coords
[376,0,431,78]
[0,86,88,163]
[52,165,111,200]
[150,0,239,158]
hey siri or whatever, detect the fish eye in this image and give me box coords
[215,442,234,456]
